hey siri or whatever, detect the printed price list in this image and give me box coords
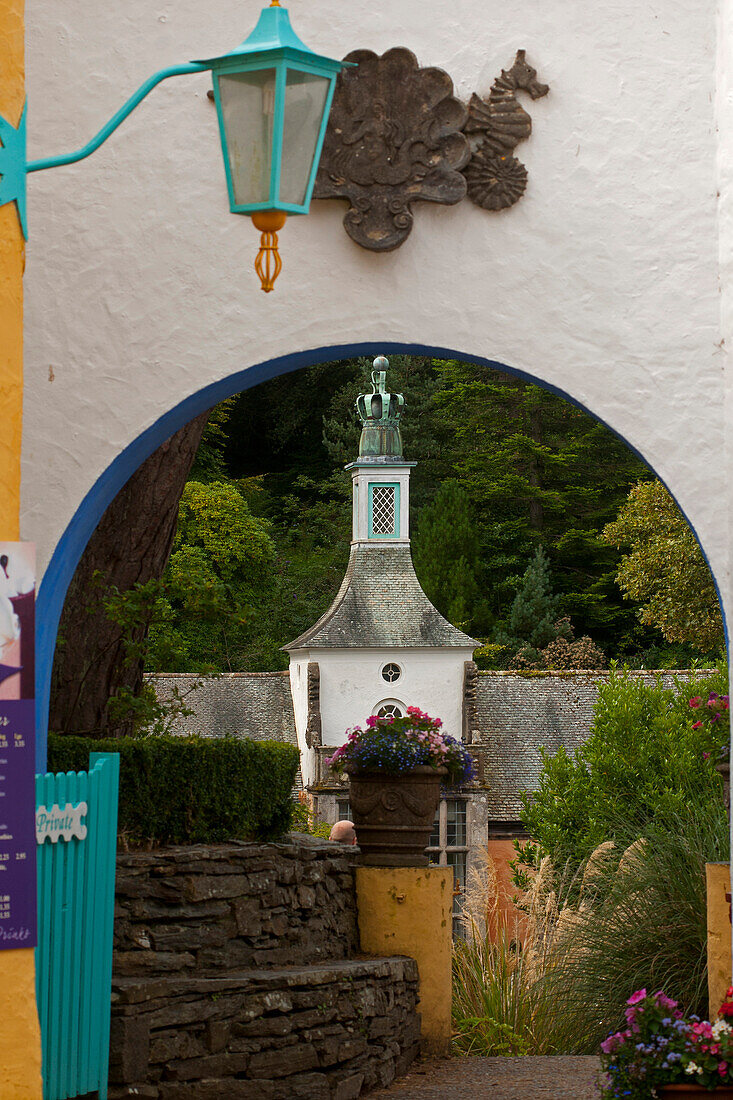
[0,701,36,948]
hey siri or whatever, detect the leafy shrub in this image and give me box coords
[47,734,300,844]
[290,793,332,839]
[519,665,729,872]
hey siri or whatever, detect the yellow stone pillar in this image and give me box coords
[706,862,732,1021]
[0,0,44,1095]
[356,866,453,1056]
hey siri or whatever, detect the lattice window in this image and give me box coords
[370,485,396,535]
[381,662,402,684]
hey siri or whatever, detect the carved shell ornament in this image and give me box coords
[314,47,549,248]
[313,47,470,251]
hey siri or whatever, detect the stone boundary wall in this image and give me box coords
[110,957,420,1099]
[110,837,421,1098]
[113,836,359,975]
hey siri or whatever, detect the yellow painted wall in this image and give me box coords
[707,862,732,1021]
[356,866,453,1056]
[0,0,43,1095]
[0,0,24,538]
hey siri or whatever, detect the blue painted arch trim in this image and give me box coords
[36,340,728,770]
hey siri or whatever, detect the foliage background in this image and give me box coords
[140,356,723,675]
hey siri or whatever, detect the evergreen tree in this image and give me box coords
[412,481,489,633]
[431,360,653,649]
[497,546,563,659]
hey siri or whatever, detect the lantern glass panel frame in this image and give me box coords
[211,51,340,216]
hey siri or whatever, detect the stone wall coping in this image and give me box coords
[147,672,291,679]
[476,668,711,679]
[115,836,359,868]
[113,956,419,1005]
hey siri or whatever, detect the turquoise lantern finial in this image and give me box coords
[356,357,405,459]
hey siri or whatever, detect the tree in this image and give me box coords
[602,480,724,654]
[519,666,729,872]
[148,480,276,672]
[431,361,654,648]
[50,412,210,737]
[412,481,489,633]
[499,546,560,651]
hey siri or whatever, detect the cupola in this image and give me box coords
[346,356,415,544]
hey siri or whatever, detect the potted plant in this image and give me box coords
[600,988,733,1097]
[326,707,475,866]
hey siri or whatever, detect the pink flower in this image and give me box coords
[365,715,378,728]
[689,697,702,708]
[703,751,711,760]
[719,1062,728,1077]
[601,1033,623,1054]
[627,989,648,1006]
[692,721,703,730]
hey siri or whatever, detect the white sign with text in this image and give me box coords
[36,802,88,843]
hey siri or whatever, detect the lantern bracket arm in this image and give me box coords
[0,62,210,239]
[26,62,210,173]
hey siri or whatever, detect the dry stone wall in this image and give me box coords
[113,836,359,974]
[109,836,420,1098]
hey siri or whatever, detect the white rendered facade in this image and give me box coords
[290,646,474,787]
[21,0,733,753]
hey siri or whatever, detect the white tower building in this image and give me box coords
[285,357,478,792]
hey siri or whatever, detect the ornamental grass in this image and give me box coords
[452,790,728,1056]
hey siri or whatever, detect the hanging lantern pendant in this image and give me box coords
[252,210,286,292]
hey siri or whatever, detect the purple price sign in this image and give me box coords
[0,700,37,948]
[0,542,37,950]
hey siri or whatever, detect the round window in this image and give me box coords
[381,662,402,684]
[377,703,403,719]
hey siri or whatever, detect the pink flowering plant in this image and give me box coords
[690,692,730,763]
[326,707,475,785]
[600,988,733,1097]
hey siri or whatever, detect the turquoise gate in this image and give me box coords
[35,752,120,1100]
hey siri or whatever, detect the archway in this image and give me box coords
[35,340,725,770]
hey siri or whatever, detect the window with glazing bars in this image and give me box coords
[337,799,352,821]
[427,798,468,938]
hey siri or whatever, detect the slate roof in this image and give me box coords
[475,670,695,820]
[149,672,297,746]
[283,543,478,651]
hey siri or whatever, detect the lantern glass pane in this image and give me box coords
[279,70,330,205]
[217,68,277,205]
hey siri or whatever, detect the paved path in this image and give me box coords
[371,1056,603,1099]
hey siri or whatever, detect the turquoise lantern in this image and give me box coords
[0,0,350,292]
[197,0,349,290]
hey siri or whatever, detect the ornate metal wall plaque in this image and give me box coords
[462,50,549,211]
[313,48,470,252]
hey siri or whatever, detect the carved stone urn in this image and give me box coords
[346,765,446,867]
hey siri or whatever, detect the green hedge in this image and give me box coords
[47,735,300,844]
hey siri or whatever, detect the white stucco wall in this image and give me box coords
[303,644,471,742]
[22,0,728,626]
